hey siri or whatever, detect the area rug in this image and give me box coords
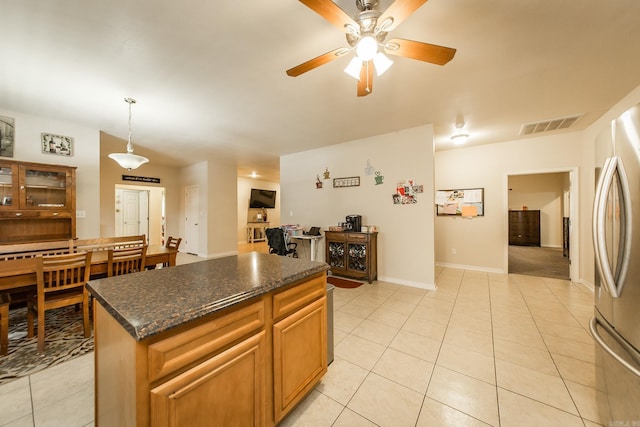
[327,276,364,289]
[0,306,94,386]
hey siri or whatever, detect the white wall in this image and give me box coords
[237,178,280,243]
[0,108,100,239]
[281,125,436,289]
[435,133,583,273]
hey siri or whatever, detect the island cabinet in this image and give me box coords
[0,160,76,244]
[90,256,328,427]
[324,231,378,283]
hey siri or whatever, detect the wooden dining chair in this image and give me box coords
[0,293,9,355]
[108,245,147,277]
[27,251,93,353]
[163,237,182,267]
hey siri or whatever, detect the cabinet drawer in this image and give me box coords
[324,232,346,242]
[0,210,40,219]
[38,210,71,219]
[273,274,326,319]
[347,233,368,242]
[148,300,265,382]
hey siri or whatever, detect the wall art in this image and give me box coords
[41,133,73,156]
[393,178,419,204]
[435,188,484,217]
[0,115,15,158]
[333,176,360,188]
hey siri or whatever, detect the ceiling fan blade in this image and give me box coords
[357,61,374,97]
[286,47,350,77]
[299,0,357,30]
[384,38,456,65]
[378,0,428,32]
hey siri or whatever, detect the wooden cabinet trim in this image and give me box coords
[150,331,266,427]
[148,300,265,382]
[272,274,325,320]
[273,297,327,422]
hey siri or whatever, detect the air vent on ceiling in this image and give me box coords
[520,114,583,135]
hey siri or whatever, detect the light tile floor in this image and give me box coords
[0,264,602,426]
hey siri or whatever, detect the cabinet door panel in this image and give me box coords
[273,297,327,422]
[150,331,266,427]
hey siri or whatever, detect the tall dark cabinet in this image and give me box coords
[508,210,540,246]
[324,231,378,283]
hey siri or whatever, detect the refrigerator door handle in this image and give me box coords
[593,156,632,298]
[590,317,640,378]
[593,157,618,297]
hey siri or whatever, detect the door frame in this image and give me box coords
[115,184,165,245]
[504,167,579,281]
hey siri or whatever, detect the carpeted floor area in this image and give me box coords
[0,306,93,386]
[508,245,570,280]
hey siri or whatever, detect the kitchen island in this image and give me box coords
[87,252,329,427]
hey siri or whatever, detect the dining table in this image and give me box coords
[0,244,178,293]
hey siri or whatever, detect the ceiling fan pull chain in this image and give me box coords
[366,61,371,93]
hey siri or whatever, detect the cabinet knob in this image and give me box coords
[20,185,25,190]
[15,212,22,217]
[53,212,59,216]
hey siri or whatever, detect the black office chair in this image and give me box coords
[266,227,298,258]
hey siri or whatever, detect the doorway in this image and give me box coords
[506,170,577,280]
[115,184,165,245]
[185,185,199,255]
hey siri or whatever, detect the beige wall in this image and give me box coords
[280,125,436,289]
[100,132,180,245]
[508,172,568,247]
[179,160,238,258]
[435,133,583,274]
[0,108,101,239]
[237,178,280,243]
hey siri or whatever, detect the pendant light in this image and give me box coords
[108,97,149,170]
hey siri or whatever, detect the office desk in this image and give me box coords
[0,245,177,292]
[290,235,323,261]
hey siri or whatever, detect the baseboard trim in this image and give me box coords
[377,275,437,291]
[436,262,505,274]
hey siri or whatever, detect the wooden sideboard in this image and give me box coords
[0,160,76,244]
[508,210,541,246]
[324,231,378,283]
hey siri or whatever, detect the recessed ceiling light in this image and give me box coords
[451,133,469,145]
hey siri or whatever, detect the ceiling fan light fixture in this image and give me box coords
[356,36,378,61]
[344,56,363,80]
[108,97,149,171]
[373,52,393,76]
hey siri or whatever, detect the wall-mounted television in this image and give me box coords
[249,188,276,209]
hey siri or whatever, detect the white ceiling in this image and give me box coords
[2,0,640,182]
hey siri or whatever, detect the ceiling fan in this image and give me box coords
[286,0,457,97]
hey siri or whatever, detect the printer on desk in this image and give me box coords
[304,226,321,236]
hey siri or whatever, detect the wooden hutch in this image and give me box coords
[0,160,76,244]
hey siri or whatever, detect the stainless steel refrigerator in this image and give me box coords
[591,102,640,423]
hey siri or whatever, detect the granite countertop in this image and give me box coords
[86,252,329,341]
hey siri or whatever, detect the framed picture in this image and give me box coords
[41,133,73,156]
[333,176,360,188]
[435,188,485,217]
[0,115,15,158]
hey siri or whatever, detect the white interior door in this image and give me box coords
[122,190,141,236]
[185,185,199,255]
[120,189,150,239]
